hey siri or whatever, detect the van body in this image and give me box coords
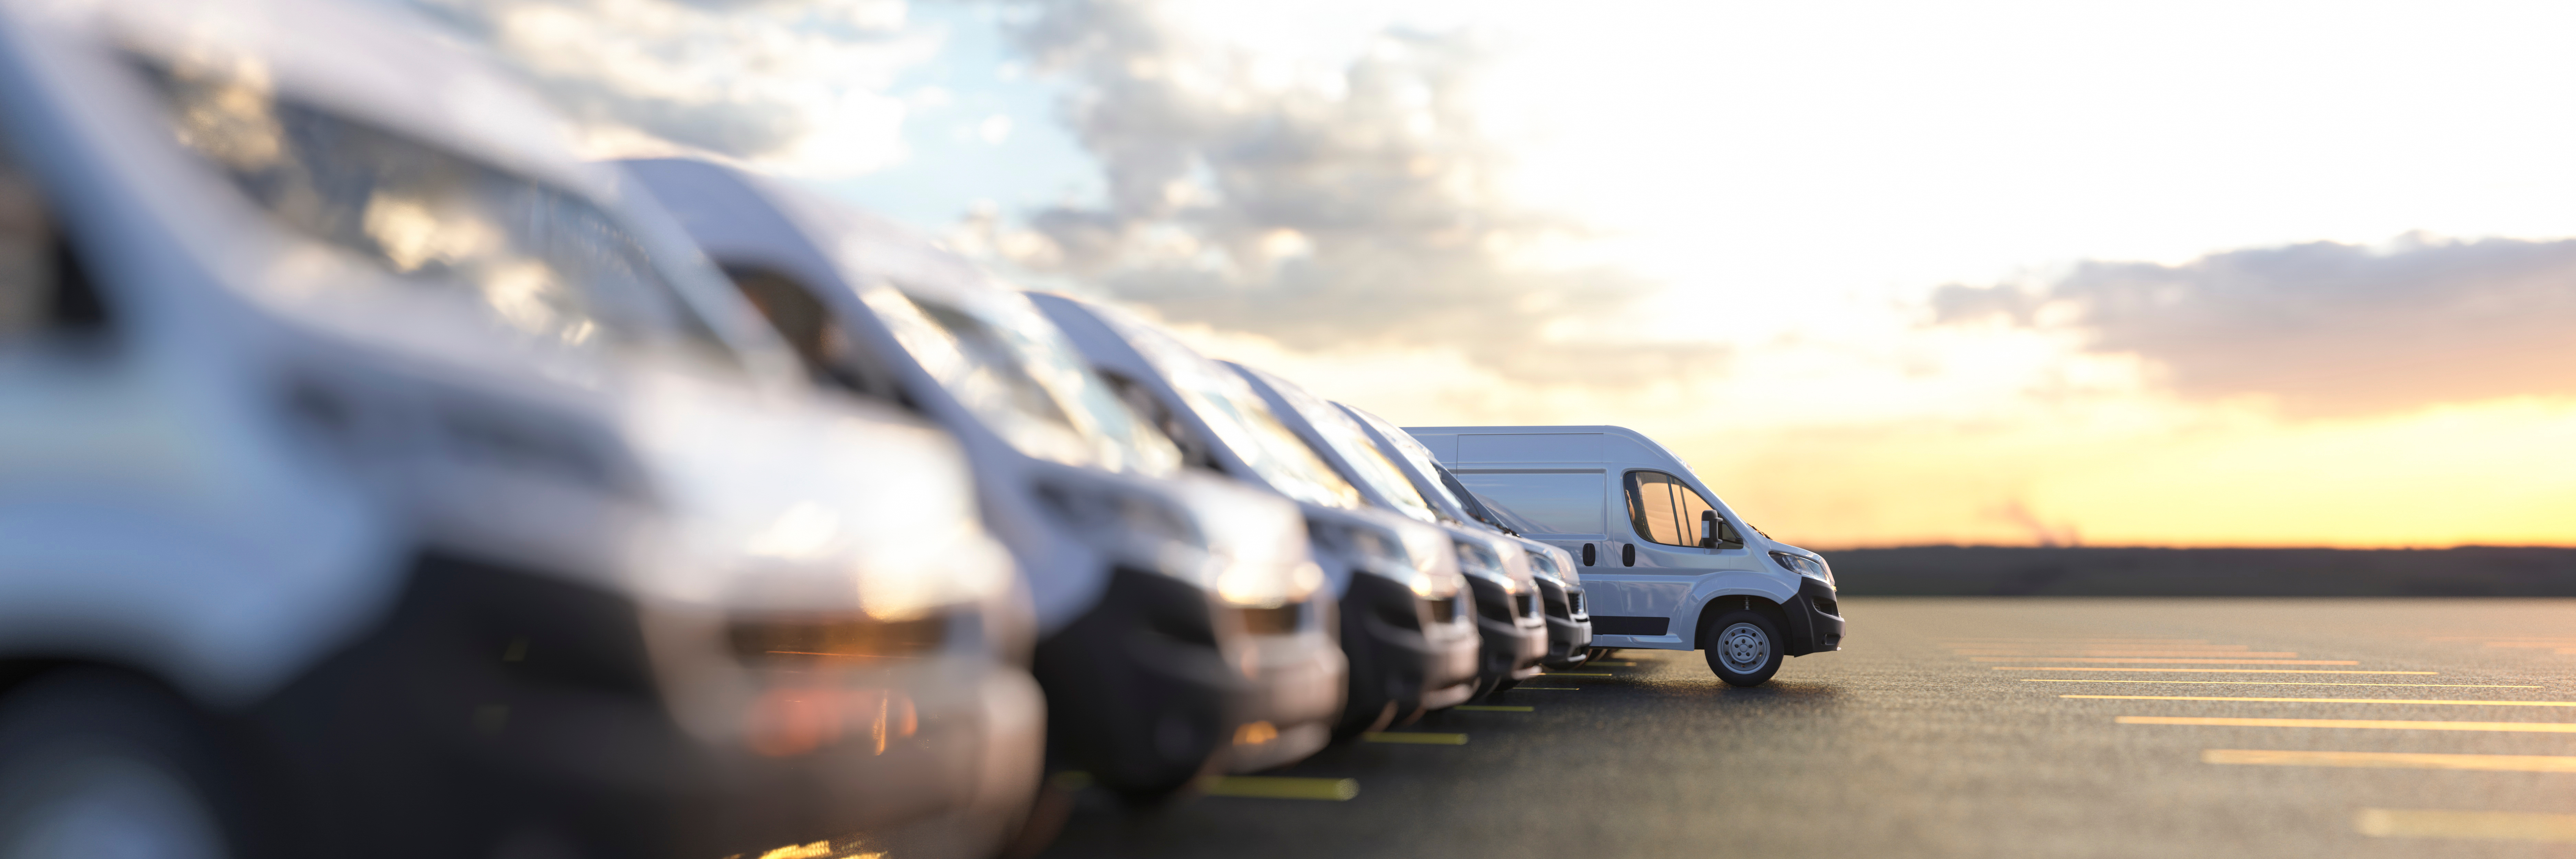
[1405,426,1841,686]
[0,1,1041,855]
[1338,404,1592,672]
[1226,364,1551,698]
[625,160,1344,787]
[1029,293,1483,732]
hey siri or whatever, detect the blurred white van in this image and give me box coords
[623,159,1345,789]
[1030,293,1484,732]
[1225,363,1551,698]
[1404,426,1842,685]
[1337,403,1592,672]
[0,0,1039,855]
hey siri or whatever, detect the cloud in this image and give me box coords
[967,0,1721,383]
[1933,233,2576,417]
[406,0,936,177]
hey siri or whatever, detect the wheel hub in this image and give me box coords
[1717,622,1770,673]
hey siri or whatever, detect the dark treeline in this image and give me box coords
[1825,546,2576,596]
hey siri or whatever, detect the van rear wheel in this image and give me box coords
[1701,611,1783,687]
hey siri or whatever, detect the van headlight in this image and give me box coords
[1310,516,1443,597]
[1455,540,1514,592]
[1048,473,1323,608]
[639,392,1011,621]
[1771,551,1833,586]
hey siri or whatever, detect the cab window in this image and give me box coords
[1625,470,1716,547]
[0,140,108,341]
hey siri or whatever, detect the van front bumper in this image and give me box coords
[1467,577,1546,688]
[246,554,1046,859]
[1536,579,1592,670]
[1220,594,1346,773]
[1032,566,1238,797]
[1332,573,1478,732]
[1781,576,1844,657]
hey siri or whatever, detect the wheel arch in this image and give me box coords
[1691,592,1790,647]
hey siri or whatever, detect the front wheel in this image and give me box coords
[0,671,246,859]
[1701,611,1783,687]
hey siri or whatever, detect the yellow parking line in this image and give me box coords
[2020,679,2537,688]
[2067,695,2576,707]
[2205,749,2576,772]
[1201,776,1361,801]
[1970,657,2358,665]
[1452,705,1533,712]
[1995,667,2435,674]
[2357,808,2576,842]
[1363,732,1468,745]
[1957,651,2300,658]
[1541,672,1614,677]
[1942,638,2209,643]
[1587,661,1638,666]
[2123,716,2576,733]
[1947,650,2298,655]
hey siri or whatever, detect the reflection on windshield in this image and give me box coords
[1248,369,1441,524]
[137,55,728,360]
[1343,404,1476,519]
[1092,307,1360,509]
[1443,466,1544,534]
[865,286,1178,475]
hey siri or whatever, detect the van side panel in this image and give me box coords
[1457,433,1599,463]
[1412,433,1457,462]
[1448,470,1606,536]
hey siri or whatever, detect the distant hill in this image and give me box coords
[1821,546,2576,596]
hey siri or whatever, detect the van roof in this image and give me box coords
[1400,425,1689,470]
[40,0,604,196]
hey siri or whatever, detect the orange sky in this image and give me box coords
[1162,323,2576,550]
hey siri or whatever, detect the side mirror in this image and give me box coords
[1701,510,1742,549]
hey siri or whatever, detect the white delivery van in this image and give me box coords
[1030,293,1485,732]
[624,159,1344,789]
[1404,426,1841,686]
[1226,364,1553,698]
[1337,404,1592,671]
[0,0,1042,856]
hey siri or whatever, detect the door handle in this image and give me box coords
[1621,543,1636,567]
[1581,543,1596,567]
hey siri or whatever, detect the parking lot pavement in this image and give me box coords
[1036,598,2576,858]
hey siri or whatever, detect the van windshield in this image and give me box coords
[1093,308,1360,508]
[1439,466,1532,533]
[863,286,1179,475]
[1342,404,1475,520]
[1250,371,1442,524]
[135,56,735,364]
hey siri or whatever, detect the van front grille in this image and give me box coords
[728,613,948,666]
[1239,603,1305,635]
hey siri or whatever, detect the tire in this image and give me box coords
[1700,611,1783,687]
[0,671,248,859]
[1489,679,1518,695]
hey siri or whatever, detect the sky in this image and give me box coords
[413,0,2576,548]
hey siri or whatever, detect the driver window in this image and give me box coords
[1625,470,1716,547]
[0,141,108,340]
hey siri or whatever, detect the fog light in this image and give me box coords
[745,687,918,757]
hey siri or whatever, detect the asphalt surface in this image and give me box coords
[1037,598,2576,858]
